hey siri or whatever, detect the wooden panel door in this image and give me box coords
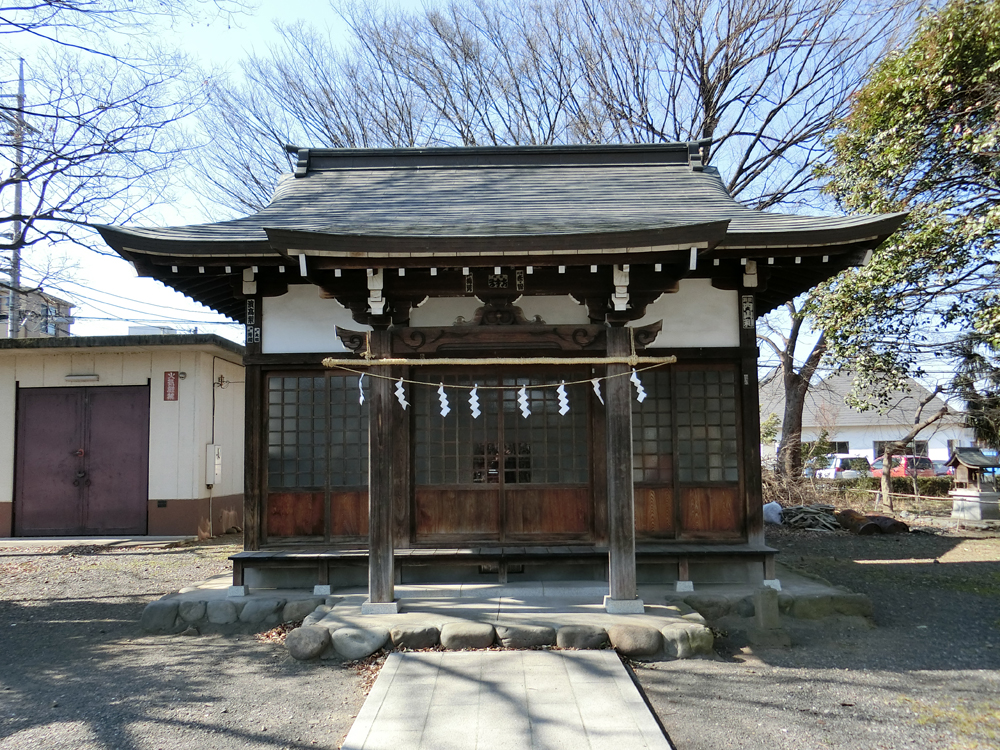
[412,371,592,545]
[14,386,149,536]
[679,487,743,538]
[414,488,501,541]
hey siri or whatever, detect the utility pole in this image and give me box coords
[7,59,25,339]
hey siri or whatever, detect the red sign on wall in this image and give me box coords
[164,371,179,401]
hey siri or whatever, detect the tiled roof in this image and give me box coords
[759,370,961,430]
[98,144,902,253]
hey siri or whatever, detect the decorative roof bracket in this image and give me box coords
[612,265,630,312]
[367,269,385,315]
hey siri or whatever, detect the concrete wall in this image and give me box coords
[0,344,244,537]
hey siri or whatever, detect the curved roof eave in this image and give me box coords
[715,212,908,255]
[263,220,732,259]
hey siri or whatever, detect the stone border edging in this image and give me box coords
[288,615,714,662]
[138,588,874,662]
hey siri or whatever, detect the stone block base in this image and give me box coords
[674,581,695,592]
[227,585,248,597]
[763,579,782,591]
[748,626,792,648]
[313,585,332,596]
[604,596,645,614]
[361,600,399,615]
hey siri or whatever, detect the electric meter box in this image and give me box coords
[206,444,222,487]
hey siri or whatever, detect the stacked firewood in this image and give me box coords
[782,504,839,531]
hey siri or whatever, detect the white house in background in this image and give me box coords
[760,370,976,463]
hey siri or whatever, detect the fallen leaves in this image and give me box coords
[255,619,303,645]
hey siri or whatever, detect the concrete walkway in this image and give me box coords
[342,649,672,750]
[0,535,195,549]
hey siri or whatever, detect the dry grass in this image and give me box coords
[899,695,1000,750]
[763,471,962,518]
[762,471,838,506]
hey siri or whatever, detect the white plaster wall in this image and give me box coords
[0,348,245,506]
[212,357,245,497]
[148,350,196,500]
[0,360,16,514]
[628,278,739,348]
[408,296,482,327]
[515,295,589,325]
[262,284,369,354]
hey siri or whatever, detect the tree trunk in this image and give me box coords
[879,449,895,511]
[777,372,809,478]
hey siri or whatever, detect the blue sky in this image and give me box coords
[25,0,422,341]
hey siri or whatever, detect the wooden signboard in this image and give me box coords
[164,371,179,401]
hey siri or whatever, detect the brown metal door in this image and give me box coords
[84,386,149,534]
[14,386,149,536]
[14,388,86,535]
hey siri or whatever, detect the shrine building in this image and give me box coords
[97,142,904,613]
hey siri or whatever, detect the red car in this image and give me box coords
[870,455,936,478]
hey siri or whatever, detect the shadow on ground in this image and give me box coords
[0,595,365,750]
[637,529,1000,750]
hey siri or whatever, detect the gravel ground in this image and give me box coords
[637,524,1000,750]
[1,526,998,750]
[0,536,366,750]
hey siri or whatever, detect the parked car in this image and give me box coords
[804,454,872,479]
[870,455,936,478]
[932,460,954,476]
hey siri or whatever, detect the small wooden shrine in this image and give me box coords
[947,448,1000,521]
[97,142,904,612]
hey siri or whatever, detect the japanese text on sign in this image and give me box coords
[164,371,179,401]
[741,295,755,329]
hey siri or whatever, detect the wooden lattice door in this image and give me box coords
[412,371,592,545]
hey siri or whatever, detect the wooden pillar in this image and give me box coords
[391,365,411,549]
[365,329,397,612]
[739,292,765,548]
[605,326,643,612]
[243,364,263,553]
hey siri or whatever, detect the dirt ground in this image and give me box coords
[0,536,367,750]
[637,522,1000,750]
[1,525,998,749]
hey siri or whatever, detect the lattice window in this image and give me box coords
[501,378,589,484]
[267,374,368,490]
[675,369,738,483]
[632,370,673,483]
[414,374,589,485]
[328,375,369,486]
[414,375,498,485]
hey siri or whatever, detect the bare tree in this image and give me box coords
[1,51,195,257]
[758,298,828,477]
[0,0,255,337]
[875,387,949,510]
[195,0,916,214]
[0,0,254,61]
